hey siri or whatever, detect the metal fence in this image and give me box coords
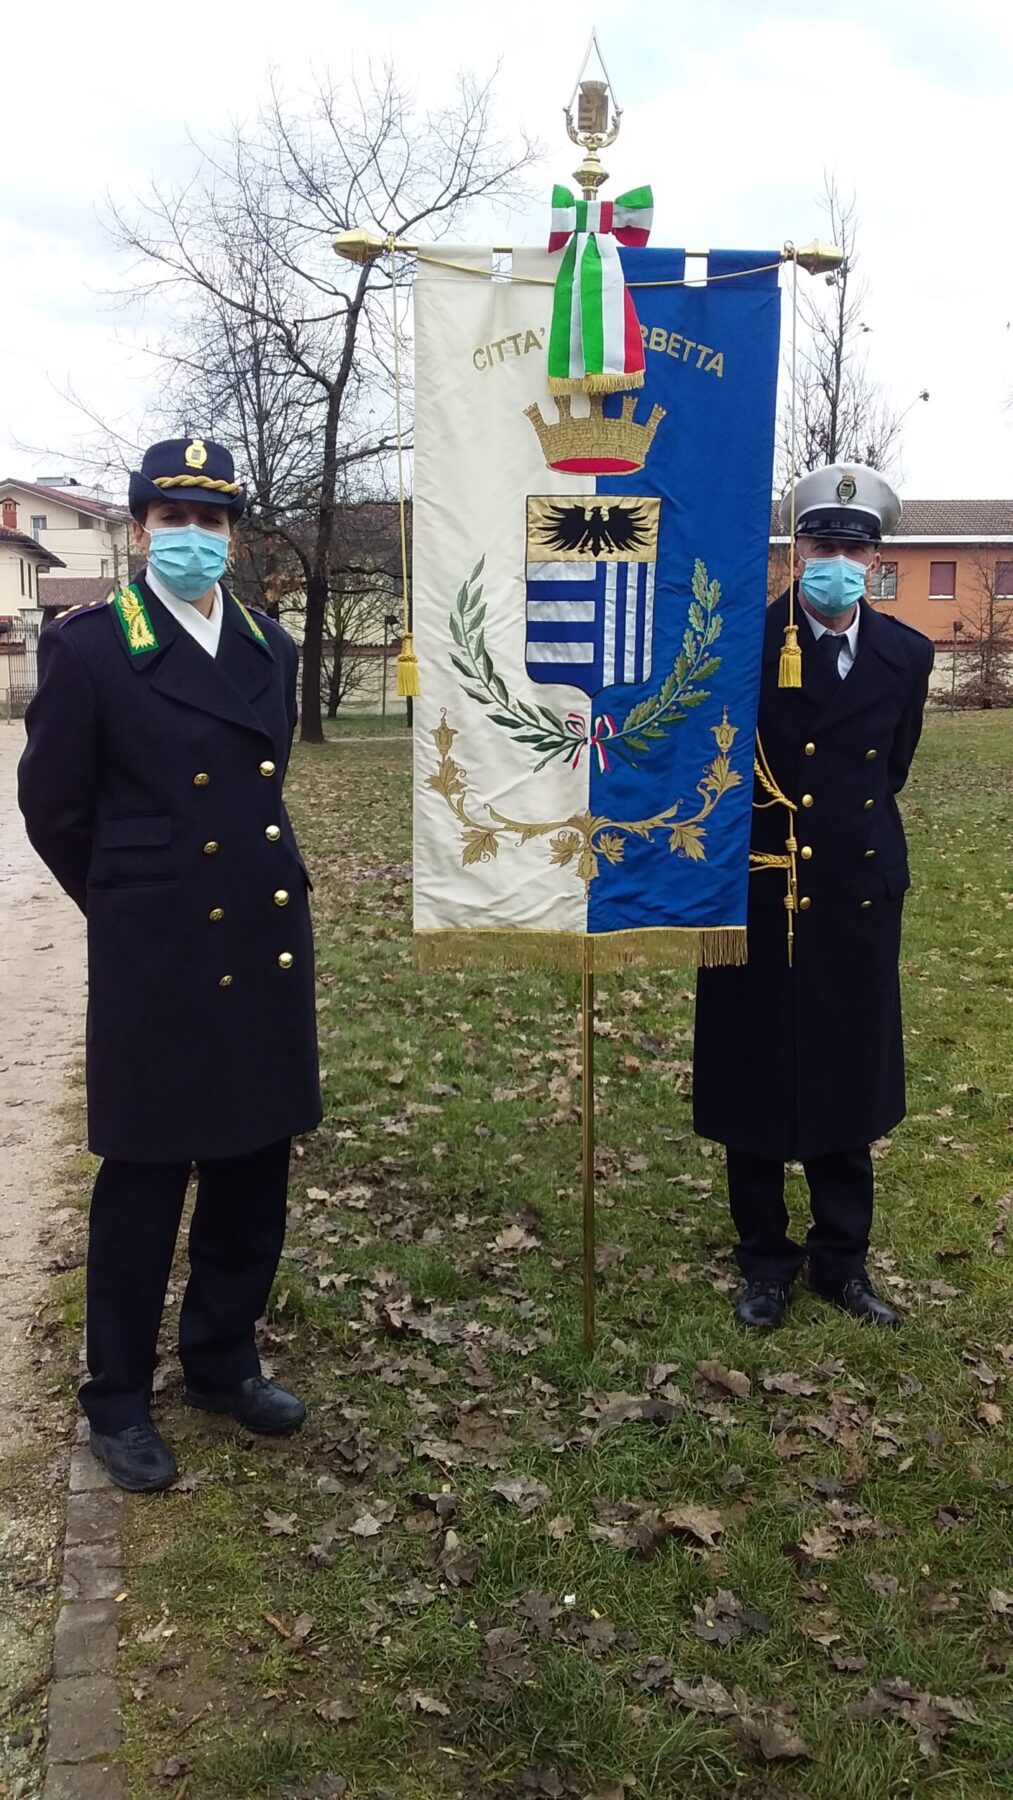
[1,618,41,719]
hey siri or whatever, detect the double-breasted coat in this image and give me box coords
[693,592,934,1162]
[18,574,322,1164]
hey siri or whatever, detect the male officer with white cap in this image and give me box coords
[694,463,934,1330]
[19,436,321,1489]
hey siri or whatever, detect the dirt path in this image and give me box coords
[0,721,86,1453]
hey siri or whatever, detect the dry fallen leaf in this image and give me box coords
[669,1676,738,1717]
[489,1475,551,1514]
[402,1689,451,1716]
[314,1696,358,1724]
[988,1588,1013,1615]
[663,1503,725,1549]
[262,1508,297,1537]
[694,1360,752,1400]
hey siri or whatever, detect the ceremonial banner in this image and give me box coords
[413,245,780,969]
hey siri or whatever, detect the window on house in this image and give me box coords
[77,512,95,529]
[929,560,956,600]
[995,560,1013,599]
[30,514,47,539]
[870,561,898,601]
[19,558,25,596]
[100,558,110,578]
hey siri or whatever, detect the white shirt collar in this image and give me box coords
[802,601,861,675]
[145,565,223,658]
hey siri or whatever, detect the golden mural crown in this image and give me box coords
[524,393,666,475]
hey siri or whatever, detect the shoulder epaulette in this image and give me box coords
[55,597,114,626]
[880,612,933,646]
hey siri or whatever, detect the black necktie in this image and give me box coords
[814,631,845,679]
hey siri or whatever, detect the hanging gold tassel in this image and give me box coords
[396,631,421,698]
[778,620,802,688]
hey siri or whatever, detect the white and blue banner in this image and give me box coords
[412,244,781,969]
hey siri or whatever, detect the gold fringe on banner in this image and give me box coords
[547,369,646,396]
[414,925,747,974]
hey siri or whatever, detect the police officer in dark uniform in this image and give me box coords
[694,464,934,1331]
[18,437,322,1489]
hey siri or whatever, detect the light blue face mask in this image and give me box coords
[148,524,230,603]
[800,554,867,617]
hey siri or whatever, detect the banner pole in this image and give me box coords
[581,938,596,1355]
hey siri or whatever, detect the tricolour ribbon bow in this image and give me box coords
[546,185,653,395]
[566,711,618,773]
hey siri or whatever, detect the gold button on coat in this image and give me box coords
[799,896,812,911]
[193,772,210,787]
[800,846,813,860]
[864,798,875,810]
[861,900,873,909]
[209,907,224,922]
[203,840,219,855]
[265,825,281,842]
[273,889,289,907]
[277,952,294,970]
[259,760,276,777]
[801,793,813,808]
[218,974,233,987]
[864,848,876,859]
[865,748,878,761]
[804,742,816,756]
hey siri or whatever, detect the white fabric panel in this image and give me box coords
[412,247,594,938]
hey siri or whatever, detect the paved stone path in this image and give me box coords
[0,721,87,1454]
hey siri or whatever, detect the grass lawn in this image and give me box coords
[115,712,1012,1800]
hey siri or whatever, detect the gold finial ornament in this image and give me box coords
[184,436,209,470]
[564,31,622,200]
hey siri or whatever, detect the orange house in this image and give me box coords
[770,498,1013,675]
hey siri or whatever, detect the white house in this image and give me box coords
[0,525,64,711]
[0,477,131,595]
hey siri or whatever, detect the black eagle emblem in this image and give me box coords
[539,502,652,559]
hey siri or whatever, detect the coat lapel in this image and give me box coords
[762,591,904,728]
[809,599,905,731]
[120,576,277,741]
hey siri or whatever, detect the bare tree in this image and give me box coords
[107,66,537,741]
[777,176,905,491]
[952,551,1013,708]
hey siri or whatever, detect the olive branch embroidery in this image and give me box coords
[426,709,742,889]
[448,555,724,769]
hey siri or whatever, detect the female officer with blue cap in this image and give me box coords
[694,463,934,1333]
[19,436,321,1490]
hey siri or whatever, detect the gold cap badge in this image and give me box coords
[184,437,209,470]
[836,474,857,503]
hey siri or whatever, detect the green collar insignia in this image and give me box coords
[234,597,268,646]
[112,584,159,655]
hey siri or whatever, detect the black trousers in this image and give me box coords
[80,1137,291,1434]
[725,1145,874,1288]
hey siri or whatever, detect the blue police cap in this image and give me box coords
[129,437,247,522]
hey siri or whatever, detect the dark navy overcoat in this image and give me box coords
[18,574,322,1163]
[693,592,934,1161]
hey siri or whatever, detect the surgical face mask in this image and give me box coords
[800,554,868,617]
[147,523,229,603]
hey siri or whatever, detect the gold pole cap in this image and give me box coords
[333,229,387,265]
[787,239,845,276]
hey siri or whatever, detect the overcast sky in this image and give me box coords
[1,0,1010,500]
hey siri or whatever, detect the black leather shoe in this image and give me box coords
[184,1375,306,1435]
[813,1276,900,1329]
[735,1279,790,1329]
[89,1422,179,1493]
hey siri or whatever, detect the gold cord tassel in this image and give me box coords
[395,631,421,698]
[778,620,802,688]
